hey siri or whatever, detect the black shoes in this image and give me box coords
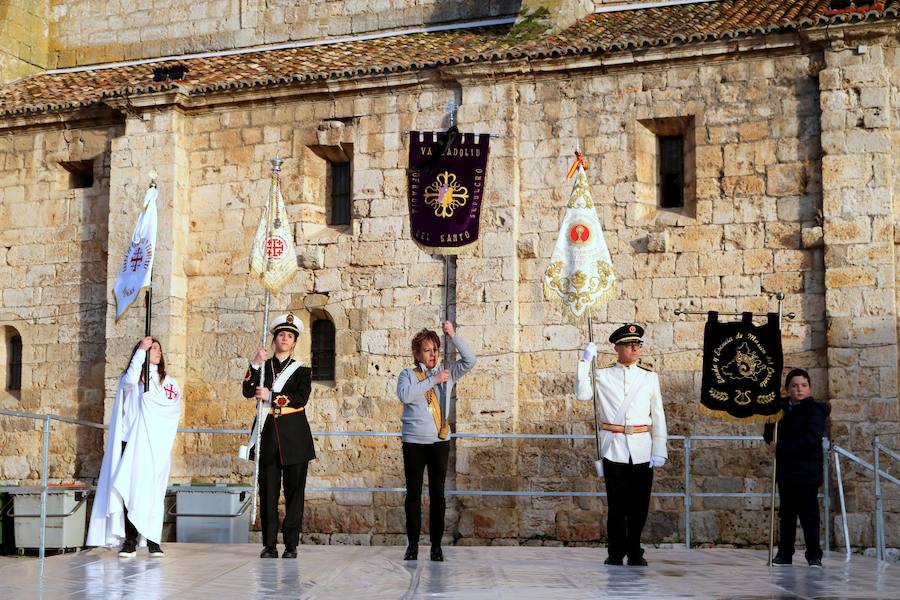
[808,557,823,568]
[147,541,165,558]
[403,545,444,561]
[282,546,298,559]
[605,555,645,566]
[118,539,137,558]
[771,554,792,566]
[260,546,278,559]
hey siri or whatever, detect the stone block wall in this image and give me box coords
[0,30,897,549]
[44,0,521,68]
[0,121,120,482]
[0,0,49,83]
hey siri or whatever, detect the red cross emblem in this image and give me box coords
[164,383,178,400]
[265,236,285,259]
[130,248,144,272]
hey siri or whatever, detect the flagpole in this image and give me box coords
[586,315,603,470]
[767,293,785,566]
[249,154,282,526]
[143,177,157,393]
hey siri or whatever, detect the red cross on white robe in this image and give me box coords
[164,383,178,400]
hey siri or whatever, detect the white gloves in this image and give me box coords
[650,456,666,469]
[581,342,597,362]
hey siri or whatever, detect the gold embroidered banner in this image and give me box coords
[407,130,490,255]
[700,312,784,423]
[542,163,617,320]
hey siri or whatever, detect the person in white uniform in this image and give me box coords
[576,323,667,566]
[87,336,181,558]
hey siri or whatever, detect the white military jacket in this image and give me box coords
[575,359,667,465]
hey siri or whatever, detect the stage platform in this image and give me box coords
[0,545,897,599]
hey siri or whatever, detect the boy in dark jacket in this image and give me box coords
[764,368,828,567]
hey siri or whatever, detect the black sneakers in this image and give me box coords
[808,557,823,568]
[118,540,137,558]
[771,554,792,566]
[147,541,165,558]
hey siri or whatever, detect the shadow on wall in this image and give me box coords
[424,0,522,25]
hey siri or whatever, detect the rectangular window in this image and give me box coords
[60,160,94,189]
[329,161,351,226]
[311,320,336,381]
[7,334,21,391]
[658,135,684,209]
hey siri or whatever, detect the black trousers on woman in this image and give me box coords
[120,442,139,543]
[402,441,450,547]
[603,457,653,563]
[259,461,309,548]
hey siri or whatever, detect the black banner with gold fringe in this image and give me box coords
[700,311,784,423]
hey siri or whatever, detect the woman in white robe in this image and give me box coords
[86,336,181,558]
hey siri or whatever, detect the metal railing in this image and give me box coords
[831,438,900,562]
[0,406,893,560]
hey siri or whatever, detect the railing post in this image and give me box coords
[833,450,851,562]
[873,435,884,562]
[822,437,830,554]
[38,415,51,560]
[684,437,692,549]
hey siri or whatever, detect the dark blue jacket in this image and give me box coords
[763,397,828,486]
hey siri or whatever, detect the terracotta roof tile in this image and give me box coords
[1,0,897,117]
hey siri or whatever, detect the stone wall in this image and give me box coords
[0,0,49,83]
[44,0,521,68]
[0,120,120,482]
[0,29,897,549]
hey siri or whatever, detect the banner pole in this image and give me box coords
[143,288,152,393]
[250,157,281,526]
[768,292,785,565]
[586,315,603,465]
[142,177,157,394]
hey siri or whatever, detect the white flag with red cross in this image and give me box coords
[113,186,158,321]
[249,167,298,293]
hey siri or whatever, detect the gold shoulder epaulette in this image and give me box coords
[638,361,654,372]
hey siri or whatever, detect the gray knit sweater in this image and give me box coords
[396,335,476,444]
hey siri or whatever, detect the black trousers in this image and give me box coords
[402,441,450,547]
[777,482,822,561]
[120,442,139,544]
[603,457,653,562]
[259,461,309,547]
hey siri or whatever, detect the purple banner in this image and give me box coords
[408,130,490,254]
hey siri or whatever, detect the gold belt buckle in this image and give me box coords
[273,406,282,417]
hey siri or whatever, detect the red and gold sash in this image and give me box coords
[413,367,449,440]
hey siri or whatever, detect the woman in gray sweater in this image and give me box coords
[396,321,476,561]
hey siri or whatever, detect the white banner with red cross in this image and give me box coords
[113,186,158,321]
[249,168,298,294]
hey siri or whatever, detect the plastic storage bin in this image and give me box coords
[10,489,87,551]
[174,485,251,544]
